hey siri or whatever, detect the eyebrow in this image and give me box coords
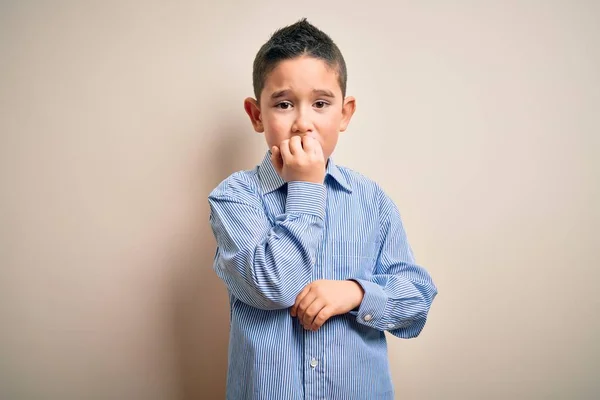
[270,90,291,99]
[270,89,336,99]
[312,89,335,98]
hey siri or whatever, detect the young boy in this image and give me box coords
[209,18,437,400]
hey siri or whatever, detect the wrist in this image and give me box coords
[285,181,326,218]
[288,177,324,184]
[347,280,365,310]
[286,173,325,184]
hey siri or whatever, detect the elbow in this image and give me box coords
[247,264,309,310]
[389,311,430,339]
[215,264,294,311]
[251,291,297,310]
[254,280,303,310]
[234,276,299,310]
[218,251,310,310]
[389,297,434,339]
[420,280,438,305]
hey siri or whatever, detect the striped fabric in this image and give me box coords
[208,151,437,400]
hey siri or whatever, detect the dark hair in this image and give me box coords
[252,18,347,102]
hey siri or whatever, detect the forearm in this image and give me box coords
[352,271,437,337]
[347,190,437,336]
[210,181,326,309]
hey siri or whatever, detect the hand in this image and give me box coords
[290,280,365,331]
[271,135,325,184]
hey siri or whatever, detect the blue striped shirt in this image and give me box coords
[208,151,437,399]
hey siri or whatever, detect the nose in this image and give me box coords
[291,110,313,134]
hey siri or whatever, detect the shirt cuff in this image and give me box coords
[351,278,387,328]
[286,181,326,219]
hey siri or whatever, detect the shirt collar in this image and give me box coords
[257,150,352,194]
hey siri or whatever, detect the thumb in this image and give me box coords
[271,146,283,172]
[314,141,325,162]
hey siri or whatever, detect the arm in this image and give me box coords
[209,180,326,310]
[351,192,437,338]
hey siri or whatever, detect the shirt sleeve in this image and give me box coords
[351,192,438,338]
[209,179,326,310]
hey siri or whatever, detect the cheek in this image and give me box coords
[266,119,288,133]
[317,114,342,134]
[263,114,291,144]
[262,111,285,131]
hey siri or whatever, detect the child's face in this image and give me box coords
[245,56,355,160]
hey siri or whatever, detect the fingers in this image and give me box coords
[279,136,321,159]
[291,280,338,331]
[289,135,303,155]
[295,290,316,324]
[301,135,317,155]
[313,137,324,160]
[270,146,283,172]
[302,298,325,329]
[311,306,333,330]
[291,284,311,317]
[276,136,325,183]
[279,139,292,162]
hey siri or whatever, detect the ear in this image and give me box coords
[244,97,264,133]
[339,96,356,132]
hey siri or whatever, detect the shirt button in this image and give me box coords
[387,323,395,329]
[363,314,373,322]
[310,358,318,368]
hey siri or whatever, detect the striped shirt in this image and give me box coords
[208,151,437,400]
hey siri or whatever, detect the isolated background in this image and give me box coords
[1,1,598,399]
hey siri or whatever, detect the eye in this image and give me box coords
[314,101,329,109]
[275,101,293,110]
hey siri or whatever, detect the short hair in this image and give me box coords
[252,18,347,102]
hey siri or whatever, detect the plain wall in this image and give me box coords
[1,1,598,399]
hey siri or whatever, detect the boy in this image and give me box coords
[209,18,437,400]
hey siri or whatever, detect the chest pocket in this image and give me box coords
[326,239,379,281]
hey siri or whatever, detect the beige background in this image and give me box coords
[1,1,598,399]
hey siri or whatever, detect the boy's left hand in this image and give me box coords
[290,280,365,331]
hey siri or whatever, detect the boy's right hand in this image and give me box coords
[271,136,326,184]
